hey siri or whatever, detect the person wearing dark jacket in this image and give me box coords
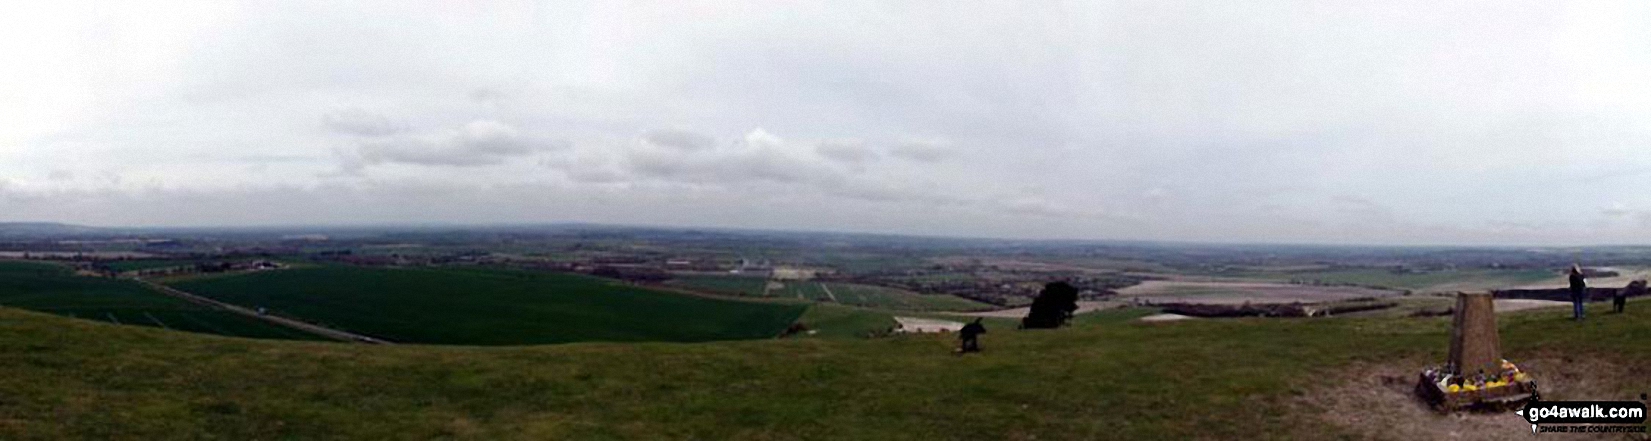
[1569,265,1587,321]
[958,318,986,353]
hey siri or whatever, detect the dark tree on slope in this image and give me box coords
[1022,281,1079,329]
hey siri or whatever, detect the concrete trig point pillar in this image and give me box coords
[1447,292,1501,376]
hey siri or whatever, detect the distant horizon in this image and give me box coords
[6,219,1650,251]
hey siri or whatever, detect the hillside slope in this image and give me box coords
[1,303,1647,439]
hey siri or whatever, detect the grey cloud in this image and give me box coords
[565,167,629,184]
[642,128,717,151]
[344,120,568,169]
[541,151,630,184]
[620,128,846,186]
[468,87,507,103]
[1331,194,1395,218]
[1599,203,1651,228]
[1602,202,1632,218]
[557,128,978,209]
[603,128,1059,218]
[888,138,955,162]
[322,108,407,137]
[996,197,1113,220]
[818,179,968,206]
[815,140,877,164]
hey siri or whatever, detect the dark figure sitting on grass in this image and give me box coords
[958,318,986,354]
[1569,265,1587,321]
[1617,280,1644,314]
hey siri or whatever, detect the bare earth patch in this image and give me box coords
[891,316,963,333]
[1494,299,1569,313]
[1305,355,1648,440]
[1137,313,1195,322]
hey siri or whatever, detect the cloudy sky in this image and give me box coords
[2,1,1649,245]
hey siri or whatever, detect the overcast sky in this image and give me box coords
[2,1,1650,245]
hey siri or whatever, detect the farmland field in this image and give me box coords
[824,283,992,311]
[769,281,831,301]
[0,261,322,340]
[1214,268,1559,293]
[1116,280,1401,305]
[102,259,195,272]
[169,266,809,345]
[668,274,769,296]
[668,274,990,311]
[1292,268,1557,292]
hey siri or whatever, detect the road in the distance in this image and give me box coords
[132,278,392,344]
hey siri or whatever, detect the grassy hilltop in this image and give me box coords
[2,299,1648,439]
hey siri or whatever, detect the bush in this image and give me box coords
[1022,282,1078,329]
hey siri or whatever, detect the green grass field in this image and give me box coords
[668,274,770,296]
[792,303,899,338]
[0,261,323,340]
[769,280,830,300]
[1,298,1646,439]
[168,266,809,345]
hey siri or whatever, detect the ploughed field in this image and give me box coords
[0,261,323,340]
[168,266,808,345]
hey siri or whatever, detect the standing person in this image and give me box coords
[958,318,986,353]
[1569,265,1587,321]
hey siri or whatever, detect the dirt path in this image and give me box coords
[818,283,838,302]
[133,278,391,344]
